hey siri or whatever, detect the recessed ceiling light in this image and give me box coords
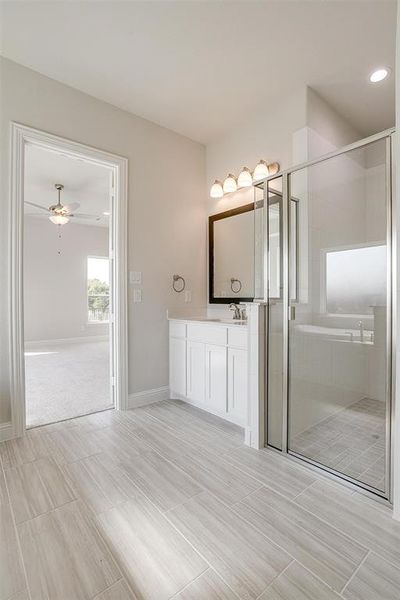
[369,68,390,83]
[103,211,110,216]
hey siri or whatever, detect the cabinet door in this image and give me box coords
[227,347,247,422]
[186,340,205,404]
[169,337,186,397]
[205,344,227,413]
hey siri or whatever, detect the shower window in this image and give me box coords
[322,242,386,316]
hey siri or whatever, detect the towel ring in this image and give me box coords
[173,274,185,293]
[230,277,242,293]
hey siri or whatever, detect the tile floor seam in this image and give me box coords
[76,500,135,596]
[291,487,379,556]
[1,451,33,600]
[218,444,328,491]
[339,550,371,596]
[116,445,212,511]
[167,567,222,600]
[150,401,244,440]
[90,577,124,600]
[254,559,296,600]
[155,447,267,508]
[281,482,383,552]
[29,457,63,515]
[290,478,320,500]
[156,495,250,599]
[228,495,365,593]
[229,484,266,507]
[291,485,400,572]
[90,480,223,598]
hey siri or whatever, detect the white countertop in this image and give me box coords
[168,315,248,327]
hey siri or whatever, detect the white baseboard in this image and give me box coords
[0,421,14,442]
[25,335,109,349]
[128,386,169,409]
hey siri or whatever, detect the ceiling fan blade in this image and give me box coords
[62,202,80,214]
[24,200,49,212]
[71,213,101,220]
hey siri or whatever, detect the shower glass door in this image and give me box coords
[287,137,391,496]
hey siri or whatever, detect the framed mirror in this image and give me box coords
[209,203,254,303]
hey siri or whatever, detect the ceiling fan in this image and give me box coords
[24,183,104,225]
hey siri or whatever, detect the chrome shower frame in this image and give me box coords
[255,127,396,503]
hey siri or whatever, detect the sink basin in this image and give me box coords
[184,317,247,325]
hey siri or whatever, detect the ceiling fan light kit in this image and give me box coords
[24,182,104,226]
[49,214,69,225]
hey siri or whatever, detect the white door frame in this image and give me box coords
[9,122,128,436]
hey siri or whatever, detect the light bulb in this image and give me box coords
[253,160,269,182]
[210,180,224,199]
[369,68,390,83]
[237,167,253,188]
[223,174,237,194]
[49,214,69,225]
[267,162,280,176]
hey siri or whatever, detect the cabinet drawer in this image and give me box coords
[187,324,227,345]
[228,327,247,349]
[170,321,187,338]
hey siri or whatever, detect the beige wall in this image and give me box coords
[24,217,109,342]
[0,57,207,424]
[306,87,362,158]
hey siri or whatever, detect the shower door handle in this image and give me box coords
[288,305,296,321]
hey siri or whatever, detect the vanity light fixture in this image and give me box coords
[223,174,237,194]
[237,167,253,188]
[210,179,224,199]
[369,67,390,83]
[210,161,280,197]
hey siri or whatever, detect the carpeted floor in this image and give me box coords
[25,338,113,428]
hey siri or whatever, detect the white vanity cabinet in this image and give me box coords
[227,346,247,422]
[169,319,248,426]
[186,340,206,404]
[205,344,227,413]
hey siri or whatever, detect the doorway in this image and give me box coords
[262,130,394,500]
[10,123,128,434]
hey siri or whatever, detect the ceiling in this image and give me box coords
[24,144,110,227]
[0,1,396,144]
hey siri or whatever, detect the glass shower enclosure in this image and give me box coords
[256,130,394,500]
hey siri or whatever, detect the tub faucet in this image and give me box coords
[357,320,364,342]
[229,303,241,320]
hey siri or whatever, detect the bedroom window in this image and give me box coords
[87,256,110,322]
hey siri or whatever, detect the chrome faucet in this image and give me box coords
[229,303,241,320]
[357,320,364,342]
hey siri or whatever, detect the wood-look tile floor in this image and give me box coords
[1,400,399,600]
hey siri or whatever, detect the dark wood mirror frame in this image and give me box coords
[208,203,254,304]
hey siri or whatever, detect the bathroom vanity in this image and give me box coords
[169,317,248,426]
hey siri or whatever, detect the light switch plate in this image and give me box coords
[133,289,142,303]
[184,290,192,303]
[130,271,142,284]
